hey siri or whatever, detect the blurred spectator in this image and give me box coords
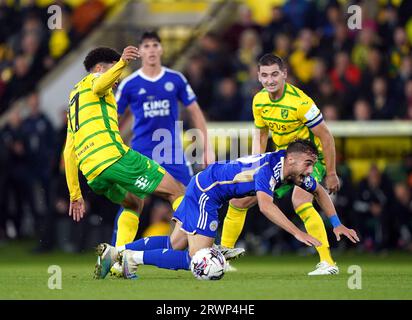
[2,109,34,239]
[49,8,74,60]
[234,29,262,82]
[353,164,394,252]
[261,6,293,52]
[400,79,412,119]
[239,63,260,121]
[312,78,343,117]
[391,183,412,251]
[289,29,317,84]
[393,55,412,103]
[272,32,292,61]
[330,51,361,113]
[282,0,317,34]
[303,58,327,95]
[319,22,354,68]
[369,76,396,119]
[353,98,373,121]
[331,52,361,94]
[360,47,386,94]
[378,5,399,48]
[21,92,55,251]
[222,4,261,53]
[351,26,379,71]
[197,32,233,82]
[183,55,213,116]
[209,77,243,121]
[389,27,411,77]
[0,117,9,240]
[321,104,340,121]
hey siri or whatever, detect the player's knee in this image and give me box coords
[230,197,255,210]
[123,194,143,213]
[189,246,201,258]
[170,236,184,250]
[292,193,313,210]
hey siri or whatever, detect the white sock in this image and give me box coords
[132,251,144,265]
[116,245,126,252]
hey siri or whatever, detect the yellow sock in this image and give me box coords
[295,202,335,265]
[172,196,184,211]
[221,204,248,248]
[115,209,140,246]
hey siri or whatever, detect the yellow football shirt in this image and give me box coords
[64,59,130,200]
[252,82,324,154]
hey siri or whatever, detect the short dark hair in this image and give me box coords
[83,47,121,72]
[258,53,285,70]
[286,139,319,158]
[139,30,161,45]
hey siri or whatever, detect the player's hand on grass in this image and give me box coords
[121,46,139,63]
[333,225,360,243]
[325,172,340,194]
[294,231,322,247]
[69,198,85,222]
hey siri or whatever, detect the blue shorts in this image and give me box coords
[173,175,220,238]
[162,162,192,186]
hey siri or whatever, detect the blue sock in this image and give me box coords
[125,236,171,251]
[143,249,191,270]
[110,207,124,246]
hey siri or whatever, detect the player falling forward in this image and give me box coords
[221,53,342,275]
[97,140,359,279]
[63,46,187,278]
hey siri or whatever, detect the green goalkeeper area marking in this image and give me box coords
[1,242,411,300]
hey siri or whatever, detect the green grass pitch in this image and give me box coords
[1,242,411,300]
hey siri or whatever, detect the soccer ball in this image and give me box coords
[190,247,226,280]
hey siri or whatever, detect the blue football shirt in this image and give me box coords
[115,67,197,164]
[196,150,317,204]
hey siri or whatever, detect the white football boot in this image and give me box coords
[213,244,245,261]
[94,243,118,279]
[308,261,339,276]
[119,249,139,279]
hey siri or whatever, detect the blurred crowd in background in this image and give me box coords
[0,0,411,255]
[0,0,114,114]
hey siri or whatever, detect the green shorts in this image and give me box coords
[87,150,166,204]
[273,160,326,199]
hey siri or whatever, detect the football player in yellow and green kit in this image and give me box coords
[220,53,342,275]
[63,46,185,278]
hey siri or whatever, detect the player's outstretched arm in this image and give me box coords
[256,191,321,247]
[313,183,360,243]
[310,122,340,193]
[92,46,139,96]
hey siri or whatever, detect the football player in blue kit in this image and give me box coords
[97,140,359,278]
[111,31,215,247]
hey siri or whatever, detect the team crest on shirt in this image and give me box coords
[303,176,314,190]
[165,82,174,91]
[209,220,218,232]
[269,176,276,191]
[281,109,288,119]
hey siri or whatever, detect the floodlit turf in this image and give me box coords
[0,242,411,300]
